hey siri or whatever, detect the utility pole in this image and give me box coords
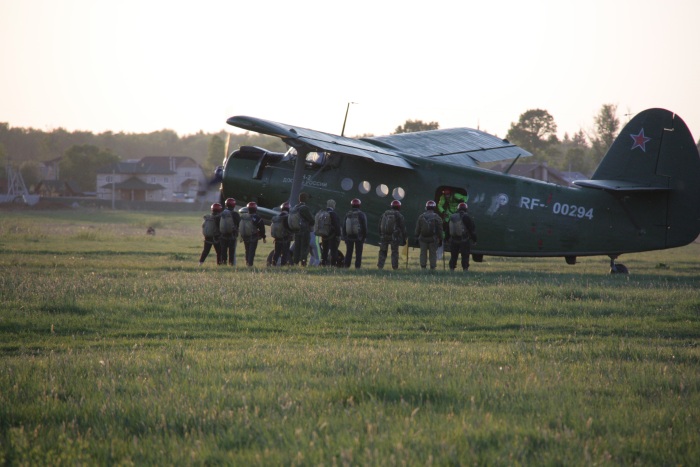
[341,102,357,137]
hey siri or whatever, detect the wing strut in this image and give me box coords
[289,148,309,207]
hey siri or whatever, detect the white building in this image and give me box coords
[96,156,207,202]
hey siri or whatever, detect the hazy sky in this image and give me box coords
[2,0,699,142]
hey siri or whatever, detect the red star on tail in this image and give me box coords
[630,128,651,152]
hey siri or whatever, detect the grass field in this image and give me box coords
[1,209,699,465]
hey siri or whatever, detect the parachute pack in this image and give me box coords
[239,213,255,239]
[380,210,397,236]
[314,210,332,237]
[419,212,439,239]
[202,214,218,237]
[270,213,288,239]
[345,211,361,237]
[449,212,466,238]
[219,210,237,236]
[287,206,302,232]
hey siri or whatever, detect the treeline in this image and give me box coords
[0,123,285,190]
[504,105,700,176]
[504,104,620,176]
[2,106,699,191]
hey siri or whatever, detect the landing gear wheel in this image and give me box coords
[609,257,629,274]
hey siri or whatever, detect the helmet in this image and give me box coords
[443,188,452,195]
[224,198,236,209]
[351,198,361,208]
[211,202,223,214]
[280,202,290,212]
[390,200,401,210]
[425,200,436,210]
[246,201,257,213]
[458,202,468,211]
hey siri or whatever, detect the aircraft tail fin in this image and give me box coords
[586,108,700,247]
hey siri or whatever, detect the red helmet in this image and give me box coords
[443,188,452,195]
[225,198,236,209]
[280,202,290,212]
[351,198,361,208]
[458,202,468,211]
[211,202,223,214]
[246,201,257,213]
[391,200,401,210]
[425,200,436,210]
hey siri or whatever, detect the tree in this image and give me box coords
[506,109,559,158]
[60,144,119,192]
[562,130,596,176]
[0,141,6,180]
[591,104,620,160]
[19,161,41,190]
[393,119,439,134]
[205,134,225,174]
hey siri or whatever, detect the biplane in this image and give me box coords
[217,108,700,273]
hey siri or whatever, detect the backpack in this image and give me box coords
[315,210,332,237]
[219,209,237,236]
[449,212,466,237]
[271,213,288,239]
[419,212,438,238]
[202,214,218,237]
[239,213,255,239]
[345,211,361,237]
[287,205,302,232]
[380,210,397,236]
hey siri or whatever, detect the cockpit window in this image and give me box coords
[306,151,326,166]
[283,147,297,161]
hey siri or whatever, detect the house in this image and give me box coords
[96,156,207,202]
[40,157,62,181]
[34,180,84,197]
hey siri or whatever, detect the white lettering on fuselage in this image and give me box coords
[519,196,594,220]
[519,197,545,209]
[282,175,328,188]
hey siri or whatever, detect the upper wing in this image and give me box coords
[227,116,412,169]
[227,116,530,169]
[362,128,531,166]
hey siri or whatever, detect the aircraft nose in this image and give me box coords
[207,166,223,187]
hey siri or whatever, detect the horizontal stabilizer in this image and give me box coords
[573,179,671,192]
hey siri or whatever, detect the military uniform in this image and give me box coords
[377,208,406,270]
[448,210,477,271]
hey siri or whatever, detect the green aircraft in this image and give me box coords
[217,108,700,273]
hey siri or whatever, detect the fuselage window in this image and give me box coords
[341,178,353,191]
[359,181,371,194]
[376,184,389,197]
[392,187,405,200]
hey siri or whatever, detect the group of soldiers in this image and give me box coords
[199,188,477,271]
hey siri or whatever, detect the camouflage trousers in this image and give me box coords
[378,236,401,270]
[419,240,439,270]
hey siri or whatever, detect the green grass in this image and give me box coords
[1,209,699,465]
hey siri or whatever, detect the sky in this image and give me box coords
[1,0,699,142]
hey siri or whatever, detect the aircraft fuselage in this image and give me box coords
[221,148,682,258]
